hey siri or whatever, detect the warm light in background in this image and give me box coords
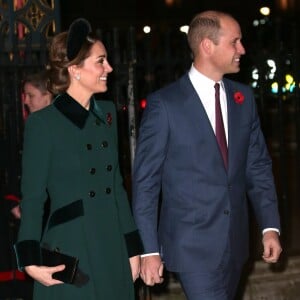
[143,26,151,34]
[140,99,147,109]
[271,82,279,94]
[259,6,271,16]
[180,25,189,34]
[165,0,175,6]
[165,0,182,6]
[285,74,296,92]
[278,0,289,10]
[252,60,297,95]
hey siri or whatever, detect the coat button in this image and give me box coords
[105,188,111,194]
[89,168,96,174]
[101,141,108,148]
[106,165,112,171]
[95,119,101,126]
[86,144,92,150]
[89,191,96,197]
[224,210,229,215]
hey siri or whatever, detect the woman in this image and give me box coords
[14,18,143,300]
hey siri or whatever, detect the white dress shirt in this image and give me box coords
[188,64,228,143]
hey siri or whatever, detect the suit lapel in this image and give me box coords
[180,74,216,141]
[223,79,241,174]
[180,74,228,172]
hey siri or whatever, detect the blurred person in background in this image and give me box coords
[0,70,53,300]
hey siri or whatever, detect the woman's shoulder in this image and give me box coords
[95,99,116,111]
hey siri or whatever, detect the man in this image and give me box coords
[132,10,282,300]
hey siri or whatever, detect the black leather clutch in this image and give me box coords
[41,247,79,284]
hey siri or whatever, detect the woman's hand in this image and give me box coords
[129,255,140,282]
[25,264,66,286]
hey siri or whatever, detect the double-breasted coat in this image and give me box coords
[15,93,143,300]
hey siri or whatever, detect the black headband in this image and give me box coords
[66,18,92,61]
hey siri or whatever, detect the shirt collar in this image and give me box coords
[54,93,107,129]
[189,64,224,91]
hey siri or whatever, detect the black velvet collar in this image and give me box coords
[54,93,106,129]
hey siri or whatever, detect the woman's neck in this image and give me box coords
[66,86,92,110]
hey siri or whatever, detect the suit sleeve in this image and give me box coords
[14,113,51,269]
[132,93,169,254]
[245,90,281,231]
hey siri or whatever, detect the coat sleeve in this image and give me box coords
[109,103,143,257]
[245,89,281,231]
[14,113,51,269]
[132,92,169,254]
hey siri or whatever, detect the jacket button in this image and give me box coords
[95,119,101,126]
[228,185,232,190]
[106,165,112,171]
[224,210,229,215]
[101,141,108,148]
[105,188,111,194]
[86,144,92,150]
[89,168,96,174]
[89,191,96,197]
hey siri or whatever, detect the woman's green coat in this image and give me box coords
[15,93,143,300]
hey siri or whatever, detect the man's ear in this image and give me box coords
[200,38,213,55]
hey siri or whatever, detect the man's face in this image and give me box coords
[211,16,246,76]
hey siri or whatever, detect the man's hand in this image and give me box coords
[140,255,164,286]
[129,255,140,282]
[25,264,65,286]
[262,231,282,263]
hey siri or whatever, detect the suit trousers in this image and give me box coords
[175,243,242,300]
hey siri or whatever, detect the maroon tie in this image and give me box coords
[215,83,228,169]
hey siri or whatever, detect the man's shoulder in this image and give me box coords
[148,73,189,99]
[223,77,252,92]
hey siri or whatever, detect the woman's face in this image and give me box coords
[23,83,52,113]
[74,41,113,94]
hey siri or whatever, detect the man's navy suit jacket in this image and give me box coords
[132,73,281,272]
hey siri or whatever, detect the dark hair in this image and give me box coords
[23,70,50,94]
[46,31,100,95]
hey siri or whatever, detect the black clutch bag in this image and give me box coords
[41,247,79,284]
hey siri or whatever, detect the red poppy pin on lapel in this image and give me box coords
[234,91,245,104]
[106,113,112,125]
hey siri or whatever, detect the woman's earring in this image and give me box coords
[75,73,81,80]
